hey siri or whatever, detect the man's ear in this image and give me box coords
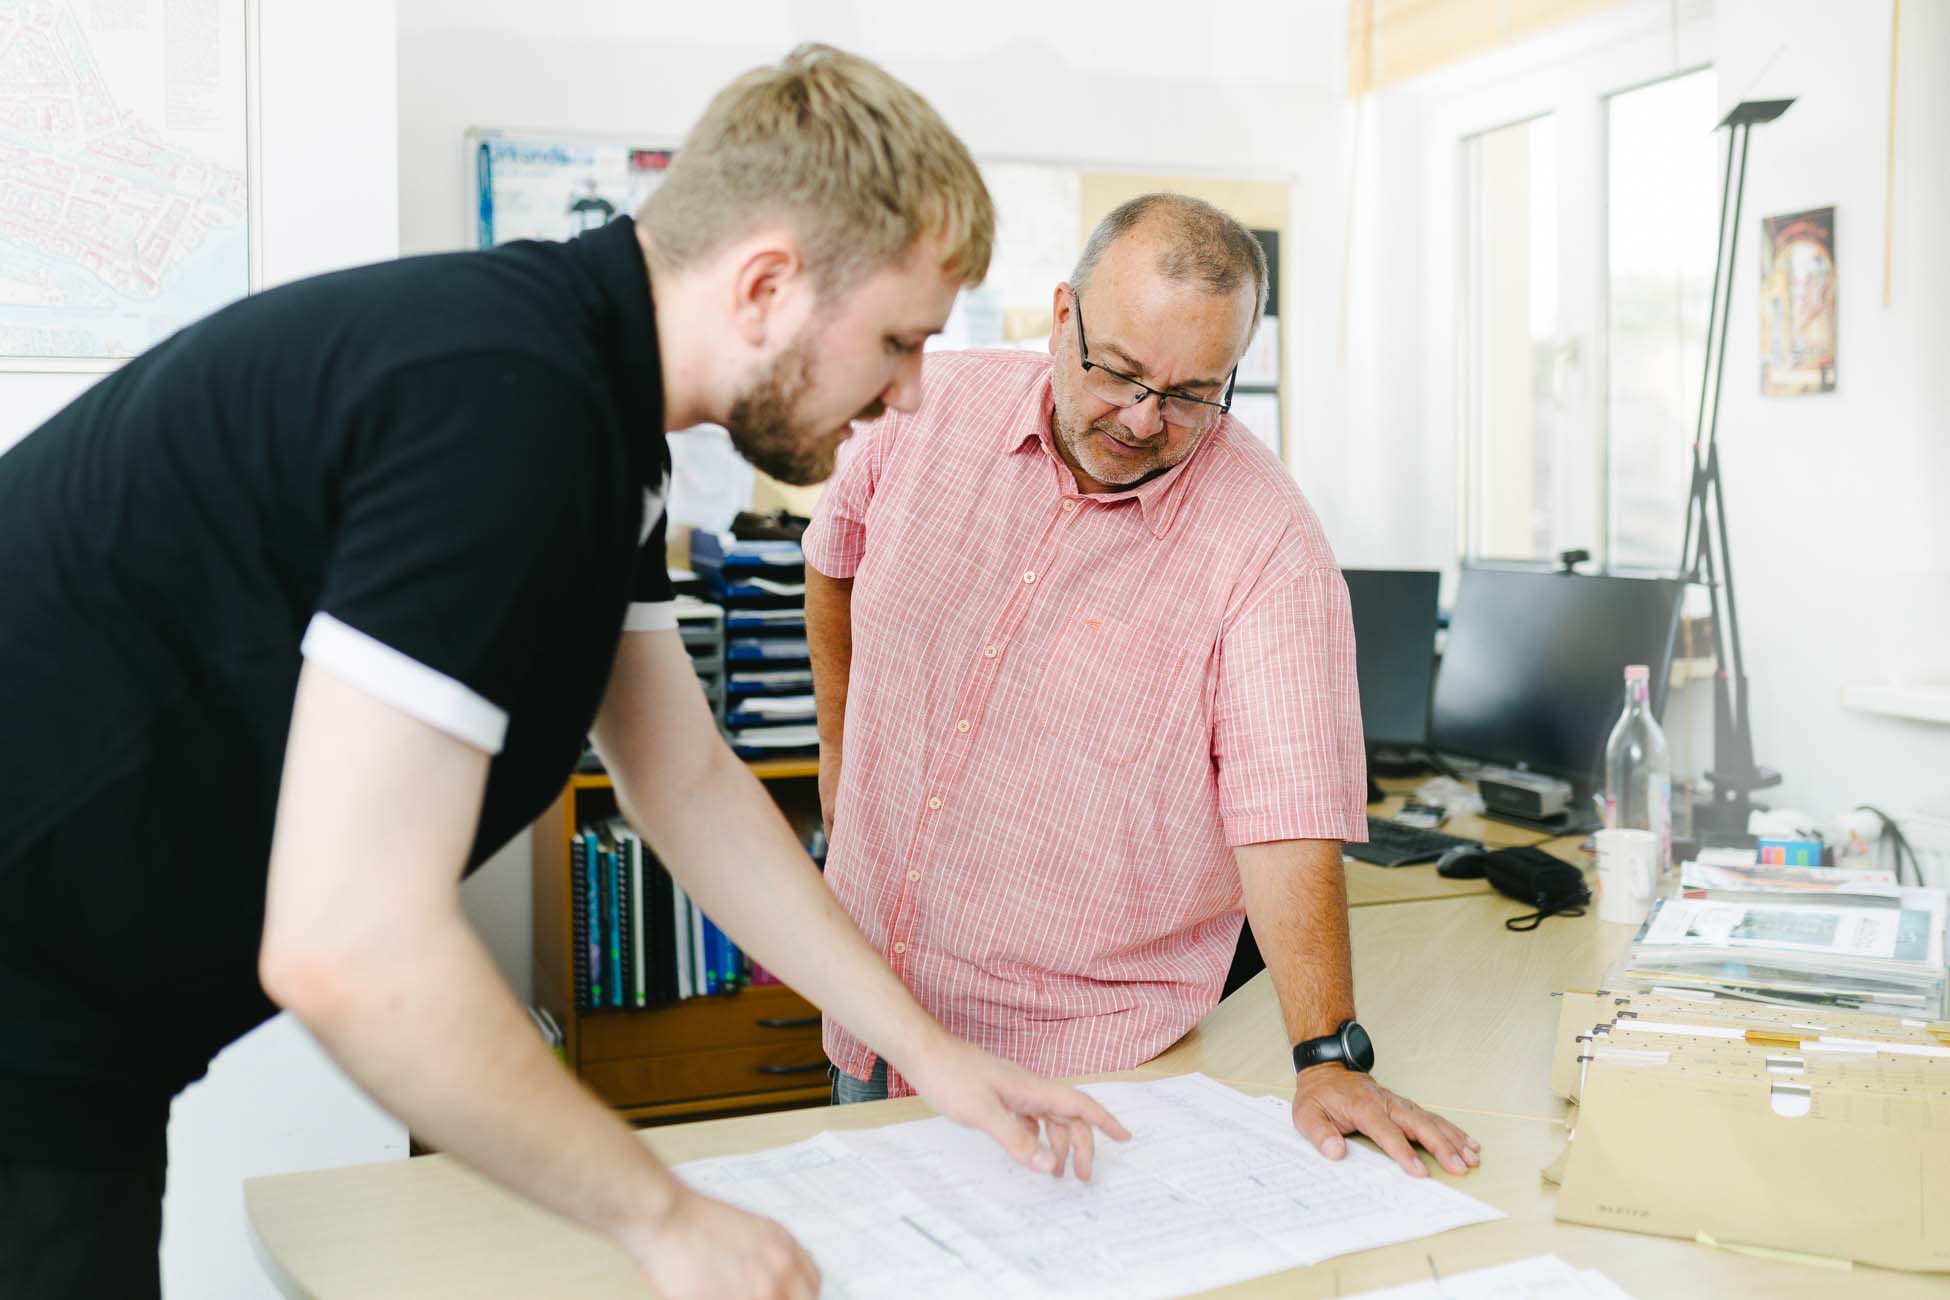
[728,241,804,348]
[1047,282,1073,354]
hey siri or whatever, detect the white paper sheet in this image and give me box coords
[674,1073,1502,1299]
[729,723,820,748]
[734,694,817,718]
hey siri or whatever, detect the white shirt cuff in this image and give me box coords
[623,600,678,633]
[300,612,509,754]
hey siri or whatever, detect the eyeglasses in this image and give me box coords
[1073,293,1236,432]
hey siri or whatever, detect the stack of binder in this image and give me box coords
[674,596,726,729]
[690,530,817,758]
[1615,861,1948,1016]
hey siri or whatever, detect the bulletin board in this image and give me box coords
[946,164,1291,459]
[1079,171,1288,460]
[464,127,1293,476]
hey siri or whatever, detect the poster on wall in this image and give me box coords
[0,0,251,368]
[1759,206,1837,396]
[469,130,674,249]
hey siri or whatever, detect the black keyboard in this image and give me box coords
[1346,817,1483,867]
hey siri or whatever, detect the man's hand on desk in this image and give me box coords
[1290,1065,1480,1178]
[630,1186,820,1300]
[899,1032,1133,1179]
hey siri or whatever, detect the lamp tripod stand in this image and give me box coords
[1679,97,1793,840]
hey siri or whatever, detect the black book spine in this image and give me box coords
[646,847,677,1006]
[570,832,591,1011]
[615,835,635,1009]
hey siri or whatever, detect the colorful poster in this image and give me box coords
[469,131,674,249]
[1759,206,1837,395]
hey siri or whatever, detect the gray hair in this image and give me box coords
[1070,193,1268,336]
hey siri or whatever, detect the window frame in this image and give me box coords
[1601,61,1720,574]
[1431,1,1716,571]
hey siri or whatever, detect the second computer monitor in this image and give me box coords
[1430,566,1683,791]
[1342,568,1442,751]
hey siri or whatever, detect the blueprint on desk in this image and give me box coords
[673,1072,1502,1300]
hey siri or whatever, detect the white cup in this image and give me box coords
[1593,828,1658,924]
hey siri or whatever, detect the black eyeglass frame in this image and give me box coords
[1072,292,1238,427]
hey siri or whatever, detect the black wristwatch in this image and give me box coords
[1292,1020,1375,1074]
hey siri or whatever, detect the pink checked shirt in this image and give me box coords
[804,350,1367,1096]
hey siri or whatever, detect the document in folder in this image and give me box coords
[1548,988,1950,1102]
[1551,993,1950,1272]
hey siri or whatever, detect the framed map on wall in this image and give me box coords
[0,0,252,369]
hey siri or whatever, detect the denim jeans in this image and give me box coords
[828,1057,890,1105]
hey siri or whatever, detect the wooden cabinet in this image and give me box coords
[530,759,830,1124]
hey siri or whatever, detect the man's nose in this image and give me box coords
[1119,391,1166,440]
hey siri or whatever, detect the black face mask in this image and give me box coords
[1463,845,1594,931]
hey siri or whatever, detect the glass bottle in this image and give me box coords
[1603,663,1672,878]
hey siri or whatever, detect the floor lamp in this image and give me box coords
[1680,97,1793,840]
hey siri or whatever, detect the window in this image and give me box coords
[1462,114,1558,562]
[1606,67,1719,569]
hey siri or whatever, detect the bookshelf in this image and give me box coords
[531,760,829,1125]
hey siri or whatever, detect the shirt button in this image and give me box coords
[956,719,970,733]
[927,796,942,810]
[907,870,921,883]
[1022,570,1036,584]
[893,942,907,955]
[983,645,998,659]
[1061,498,1078,512]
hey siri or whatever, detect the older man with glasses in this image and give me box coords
[804,192,1480,1179]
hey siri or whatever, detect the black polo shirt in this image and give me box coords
[0,217,673,1161]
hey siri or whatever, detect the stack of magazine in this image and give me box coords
[1619,858,1948,1016]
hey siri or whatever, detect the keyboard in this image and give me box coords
[1345,816,1483,867]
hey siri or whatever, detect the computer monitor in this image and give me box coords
[1430,565,1684,797]
[1342,568,1441,751]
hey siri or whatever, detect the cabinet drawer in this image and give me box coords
[577,986,822,1064]
[582,1040,831,1109]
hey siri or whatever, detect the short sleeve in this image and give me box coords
[305,355,615,754]
[1212,564,1369,846]
[801,414,894,580]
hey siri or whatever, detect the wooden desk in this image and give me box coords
[247,1075,1940,1299]
[1343,781,1562,909]
[250,833,1936,1298]
[1158,869,1624,1124]
[1343,859,1491,907]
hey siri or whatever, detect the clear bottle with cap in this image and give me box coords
[1603,663,1672,877]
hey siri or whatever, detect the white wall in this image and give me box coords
[164,3,403,1296]
[397,0,1948,994]
[397,0,1351,999]
[1704,0,1950,821]
[1330,0,1949,825]
[0,5,405,1294]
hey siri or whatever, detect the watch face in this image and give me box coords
[1343,1021,1375,1072]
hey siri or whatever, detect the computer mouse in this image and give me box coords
[1436,845,1490,878]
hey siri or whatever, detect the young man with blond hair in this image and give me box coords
[808,192,1479,1181]
[0,45,1121,1300]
